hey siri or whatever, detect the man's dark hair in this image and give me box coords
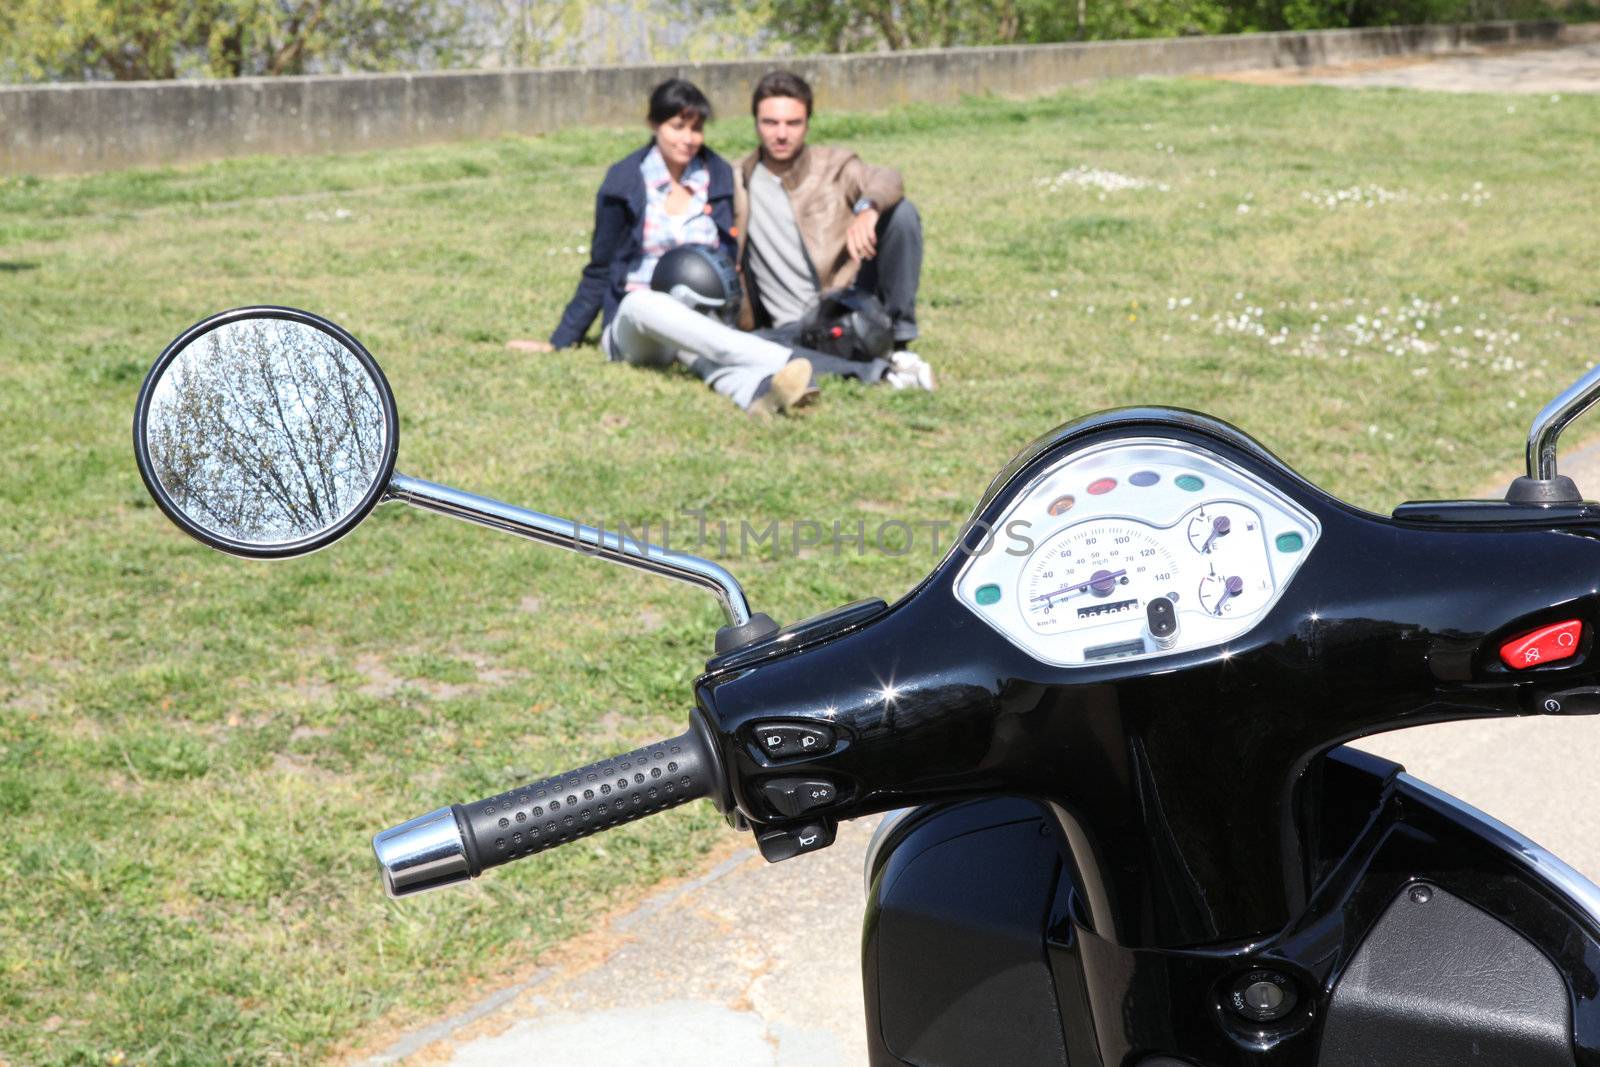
[751,70,813,118]
[647,79,712,126]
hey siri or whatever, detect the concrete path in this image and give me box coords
[1221,27,1600,93]
[359,815,882,1065]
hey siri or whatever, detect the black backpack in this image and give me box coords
[798,289,894,363]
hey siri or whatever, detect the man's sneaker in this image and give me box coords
[748,358,818,419]
[884,351,936,392]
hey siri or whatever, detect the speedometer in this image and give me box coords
[1023,521,1178,635]
[952,438,1321,668]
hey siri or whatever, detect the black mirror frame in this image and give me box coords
[132,305,400,560]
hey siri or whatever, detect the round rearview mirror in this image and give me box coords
[133,307,398,558]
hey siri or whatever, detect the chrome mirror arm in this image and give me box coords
[1509,360,1600,505]
[384,473,752,627]
[1527,361,1600,482]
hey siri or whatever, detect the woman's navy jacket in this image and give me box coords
[549,142,739,349]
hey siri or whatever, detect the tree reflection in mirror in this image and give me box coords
[145,317,387,546]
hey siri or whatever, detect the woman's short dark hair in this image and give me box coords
[647,79,712,126]
[751,71,813,118]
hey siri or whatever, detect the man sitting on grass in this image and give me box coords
[737,70,933,390]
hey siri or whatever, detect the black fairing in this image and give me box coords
[862,748,1600,1066]
[695,408,1600,951]
[863,798,1069,1066]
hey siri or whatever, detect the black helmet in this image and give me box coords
[651,245,742,325]
[798,289,894,363]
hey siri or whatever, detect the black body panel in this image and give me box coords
[1320,884,1575,1067]
[863,748,1600,1066]
[864,798,1069,1066]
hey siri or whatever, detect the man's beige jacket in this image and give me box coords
[733,144,903,329]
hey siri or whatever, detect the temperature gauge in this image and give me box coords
[1198,574,1243,616]
[1197,572,1270,617]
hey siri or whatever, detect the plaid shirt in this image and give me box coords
[624,146,720,291]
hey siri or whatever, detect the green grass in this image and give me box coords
[3,77,1598,1063]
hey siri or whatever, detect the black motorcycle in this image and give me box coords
[135,306,1600,1066]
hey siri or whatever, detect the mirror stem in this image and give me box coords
[384,473,753,627]
[1527,360,1600,483]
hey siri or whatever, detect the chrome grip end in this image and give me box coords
[372,806,471,898]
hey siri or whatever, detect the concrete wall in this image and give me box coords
[0,20,1567,176]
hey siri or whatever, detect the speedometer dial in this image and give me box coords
[1023,521,1178,635]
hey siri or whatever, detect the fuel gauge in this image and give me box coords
[1186,503,1256,555]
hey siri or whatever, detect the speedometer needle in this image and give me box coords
[1031,568,1126,609]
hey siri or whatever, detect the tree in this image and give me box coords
[471,0,587,67]
[1,0,204,81]
[0,0,471,82]
[468,0,781,69]
[763,0,1029,51]
[759,0,1231,52]
[753,0,1502,52]
[147,319,386,544]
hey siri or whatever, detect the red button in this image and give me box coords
[1499,620,1583,670]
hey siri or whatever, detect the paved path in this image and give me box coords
[359,816,881,1065]
[1221,28,1600,93]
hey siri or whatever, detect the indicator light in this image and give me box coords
[1275,532,1304,552]
[1087,478,1117,496]
[1129,470,1160,487]
[1175,474,1205,492]
[1047,494,1075,516]
[975,584,1002,606]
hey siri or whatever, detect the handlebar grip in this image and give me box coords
[373,728,714,897]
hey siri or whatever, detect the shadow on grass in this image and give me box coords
[0,261,39,272]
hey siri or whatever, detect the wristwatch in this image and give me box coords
[852,197,877,215]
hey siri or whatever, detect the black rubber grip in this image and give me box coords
[454,729,713,875]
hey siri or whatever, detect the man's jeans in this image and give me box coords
[856,199,923,345]
[604,290,791,410]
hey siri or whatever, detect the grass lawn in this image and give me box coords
[2,76,1598,1064]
